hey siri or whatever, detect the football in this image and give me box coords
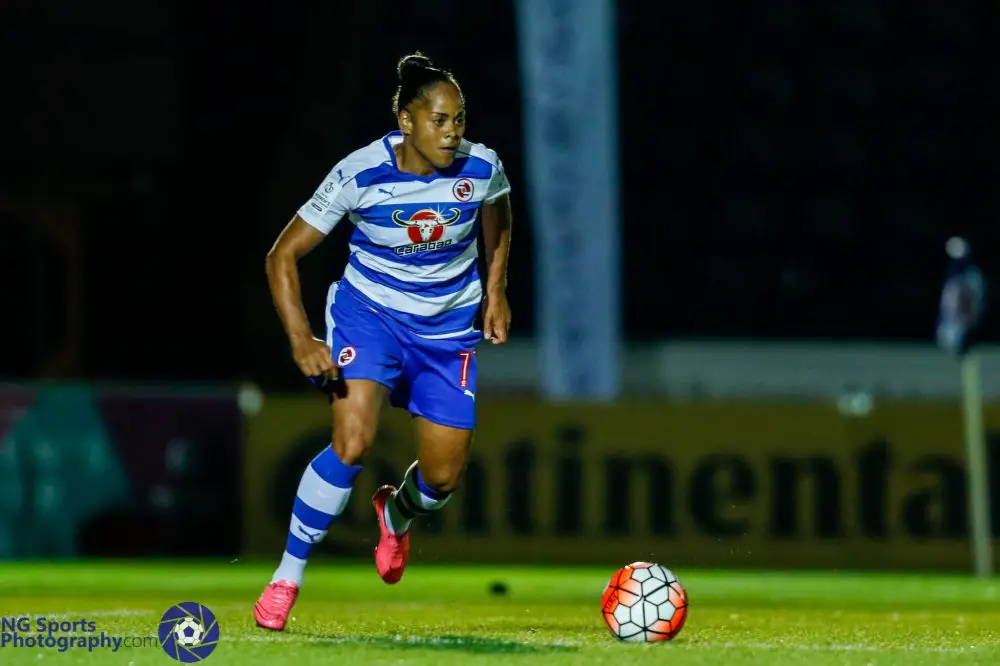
[600,561,688,642]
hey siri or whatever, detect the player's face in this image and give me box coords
[403,82,466,169]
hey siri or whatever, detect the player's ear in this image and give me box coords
[398,109,413,136]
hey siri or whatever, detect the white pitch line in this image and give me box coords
[238,633,989,654]
[19,613,986,656]
[677,641,987,654]
[238,634,579,649]
[21,610,152,620]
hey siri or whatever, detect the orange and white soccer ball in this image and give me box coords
[600,561,688,642]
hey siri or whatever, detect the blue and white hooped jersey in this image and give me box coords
[298,131,511,339]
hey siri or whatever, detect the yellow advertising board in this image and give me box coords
[244,397,1000,570]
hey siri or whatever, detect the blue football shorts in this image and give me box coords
[319,281,481,430]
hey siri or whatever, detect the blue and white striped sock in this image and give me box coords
[383,461,452,536]
[271,446,362,586]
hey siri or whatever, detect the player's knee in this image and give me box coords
[331,420,375,466]
[418,463,465,495]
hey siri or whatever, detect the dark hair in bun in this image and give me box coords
[392,51,463,115]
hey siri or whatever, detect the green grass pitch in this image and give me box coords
[0,561,997,665]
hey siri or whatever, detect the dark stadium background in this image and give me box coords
[1,0,998,571]
[4,0,997,385]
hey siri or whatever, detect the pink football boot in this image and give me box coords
[253,580,299,631]
[372,485,410,584]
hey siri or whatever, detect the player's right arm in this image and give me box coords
[266,162,357,379]
[266,215,333,378]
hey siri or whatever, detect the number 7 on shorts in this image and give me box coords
[457,351,474,388]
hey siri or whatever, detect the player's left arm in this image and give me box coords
[481,192,512,344]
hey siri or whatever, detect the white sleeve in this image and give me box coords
[297,165,357,234]
[484,154,511,204]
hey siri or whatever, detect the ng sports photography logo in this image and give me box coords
[1,614,157,653]
[158,602,220,662]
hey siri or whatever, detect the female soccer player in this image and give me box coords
[254,52,513,631]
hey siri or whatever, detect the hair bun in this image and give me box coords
[397,52,435,81]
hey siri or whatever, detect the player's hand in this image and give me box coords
[482,290,511,345]
[291,336,337,379]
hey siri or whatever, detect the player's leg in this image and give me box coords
[255,284,400,629]
[387,418,471,524]
[373,335,478,584]
[256,381,386,629]
[270,380,386,583]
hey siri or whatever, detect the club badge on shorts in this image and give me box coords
[337,346,357,367]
